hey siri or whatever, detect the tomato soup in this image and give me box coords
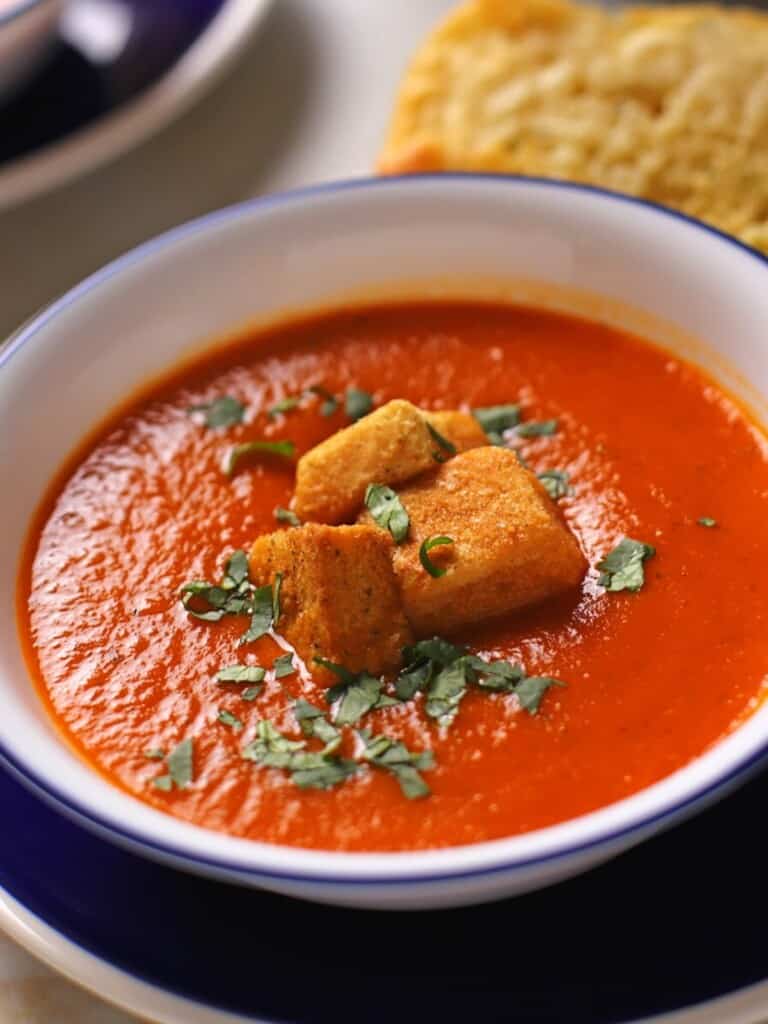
[18,302,768,852]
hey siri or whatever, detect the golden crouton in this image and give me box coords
[379,0,768,254]
[294,399,438,524]
[361,446,585,635]
[249,524,413,681]
[425,410,488,453]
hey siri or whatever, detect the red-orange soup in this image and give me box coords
[18,302,768,852]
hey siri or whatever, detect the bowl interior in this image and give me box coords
[3,176,768,881]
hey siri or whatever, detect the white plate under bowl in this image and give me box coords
[2,175,768,911]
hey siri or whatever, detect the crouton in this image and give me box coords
[249,524,413,681]
[425,410,488,453]
[294,399,437,524]
[360,447,586,635]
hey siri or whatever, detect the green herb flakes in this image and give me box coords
[316,659,388,726]
[597,537,656,593]
[151,738,194,792]
[180,551,253,622]
[272,572,283,627]
[516,418,558,438]
[538,469,570,500]
[346,388,374,421]
[358,728,434,799]
[242,686,260,702]
[294,699,342,752]
[188,395,245,429]
[419,535,454,578]
[308,385,339,417]
[218,709,244,731]
[242,720,356,790]
[273,653,296,678]
[224,439,295,477]
[274,506,301,527]
[239,584,275,645]
[472,404,520,445]
[364,483,410,543]
[268,396,301,418]
[426,422,457,459]
[697,517,717,528]
[216,664,266,685]
[513,676,565,714]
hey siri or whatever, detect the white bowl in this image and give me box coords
[0,0,63,101]
[2,175,768,910]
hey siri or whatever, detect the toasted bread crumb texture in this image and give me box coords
[379,0,768,253]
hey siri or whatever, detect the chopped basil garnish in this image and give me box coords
[180,550,253,622]
[538,469,570,500]
[315,658,390,725]
[597,537,656,593]
[357,728,434,799]
[217,709,244,731]
[224,439,295,477]
[345,388,374,421]
[242,720,356,790]
[216,664,266,685]
[268,396,301,418]
[364,483,410,543]
[272,572,283,627]
[308,385,339,417]
[240,584,275,645]
[144,748,165,760]
[419,535,454,578]
[697,516,717,528]
[516,418,558,438]
[514,676,565,714]
[273,653,296,678]
[274,506,301,527]
[153,738,194,791]
[294,699,342,752]
[188,395,245,429]
[242,686,260,702]
[472,404,520,445]
[426,422,457,459]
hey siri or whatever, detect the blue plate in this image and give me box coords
[2,761,767,1023]
[0,0,224,166]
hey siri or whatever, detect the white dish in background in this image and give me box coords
[2,175,768,911]
[0,0,273,210]
[0,0,63,101]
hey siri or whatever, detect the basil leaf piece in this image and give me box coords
[269,396,301,418]
[514,676,565,714]
[402,637,467,667]
[242,719,354,789]
[166,738,194,789]
[294,699,341,751]
[218,709,244,731]
[345,388,374,421]
[419,535,454,578]
[274,506,301,527]
[697,516,717,528]
[358,728,434,799]
[292,759,358,790]
[308,385,339,417]
[273,653,296,678]
[153,775,172,791]
[240,585,274,645]
[242,719,306,766]
[425,660,468,727]
[180,551,255,622]
[222,549,249,588]
[472,404,520,444]
[364,483,410,543]
[332,673,385,726]
[597,537,656,593]
[189,395,245,429]
[144,748,165,760]
[426,422,457,458]
[516,419,558,438]
[272,572,283,627]
[224,440,295,477]
[395,659,433,701]
[466,656,525,691]
[242,686,260,702]
[216,665,266,685]
[538,469,570,500]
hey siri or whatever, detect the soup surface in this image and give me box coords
[19,302,768,851]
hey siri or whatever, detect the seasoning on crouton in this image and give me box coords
[425,410,488,453]
[249,523,413,681]
[294,399,437,524]
[360,447,586,635]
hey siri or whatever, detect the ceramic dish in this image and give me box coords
[2,759,768,1023]
[2,175,768,910]
[0,0,273,209]
[0,0,62,102]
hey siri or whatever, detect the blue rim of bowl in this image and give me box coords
[3,172,768,888]
[0,0,48,28]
